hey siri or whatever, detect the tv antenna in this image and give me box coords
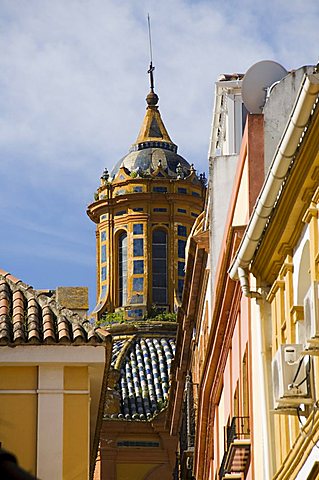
[147,14,155,92]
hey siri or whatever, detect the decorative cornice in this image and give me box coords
[279,258,294,277]
[302,202,318,223]
[266,280,285,303]
[290,305,304,324]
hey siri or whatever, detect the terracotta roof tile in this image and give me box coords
[0,270,103,346]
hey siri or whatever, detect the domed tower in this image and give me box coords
[87,67,206,479]
[87,84,206,321]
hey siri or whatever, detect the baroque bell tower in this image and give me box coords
[87,63,206,479]
[87,76,205,321]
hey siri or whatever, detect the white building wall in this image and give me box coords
[208,77,245,296]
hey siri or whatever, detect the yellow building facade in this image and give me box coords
[0,270,112,480]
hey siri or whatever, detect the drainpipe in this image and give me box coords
[237,267,261,298]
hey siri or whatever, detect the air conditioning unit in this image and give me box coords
[272,344,314,410]
[304,282,319,348]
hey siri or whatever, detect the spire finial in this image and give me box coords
[147,14,155,92]
[146,14,158,107]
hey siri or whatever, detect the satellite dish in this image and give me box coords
[242,60,288,114]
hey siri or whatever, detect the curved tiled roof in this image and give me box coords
[108,335,175,420]
[110,147,191,179]
[110,88,193,180]
[0,270,103,345]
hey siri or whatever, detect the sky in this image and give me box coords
[0,0,318,310]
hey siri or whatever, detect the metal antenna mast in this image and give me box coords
[147,14,155,92]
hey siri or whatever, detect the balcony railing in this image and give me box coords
[219,416,251,479]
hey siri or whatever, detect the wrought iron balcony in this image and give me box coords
[218,416,251,479]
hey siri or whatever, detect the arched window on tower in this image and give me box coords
[118,231,128,306]
[152,229,168,305]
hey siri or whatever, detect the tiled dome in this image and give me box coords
[110,88,192,179]
[111,147,191,179]
[109,335,175,420]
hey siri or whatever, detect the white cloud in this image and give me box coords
[0,0,318,306]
